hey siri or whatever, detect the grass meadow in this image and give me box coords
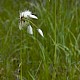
[0,0,80,80]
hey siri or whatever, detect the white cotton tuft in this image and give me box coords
[20,10,31,18]
[37,29,44,37]
[19,22,22,30]
[29,14,38,19]
[19,21,26,30]
[20,10,38,19]
[27,25,33,35]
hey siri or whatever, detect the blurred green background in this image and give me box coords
[0,0,80,80]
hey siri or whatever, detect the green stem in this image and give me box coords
[54,0,57,65]
[20,30,23,80]
[25,19,38,29]
[52,1,57,79]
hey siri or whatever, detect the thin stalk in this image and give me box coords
[54,0,57,65]
[76,1,78,28]
[20,30,23,80]
[28,20,37,29]
[52,1,57,80]
[76,0,78,62]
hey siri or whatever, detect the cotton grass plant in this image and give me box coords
[19,10,44,80]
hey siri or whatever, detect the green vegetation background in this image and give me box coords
[0,0,80,80]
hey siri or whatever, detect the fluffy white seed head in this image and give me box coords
[27,25,33,35]
[19,22,22,30]
[20,10,38,19]
[19,21,25,30]
[37,29,44,37]
[29,14,38,19]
